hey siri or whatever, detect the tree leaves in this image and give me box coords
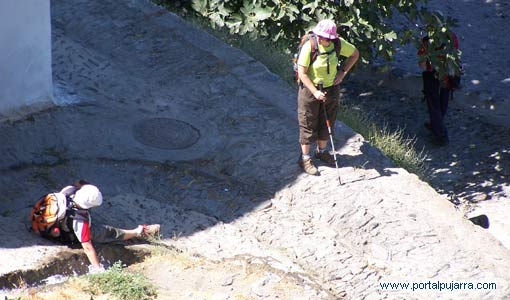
[178,0,461,74]
[241,3,273,22]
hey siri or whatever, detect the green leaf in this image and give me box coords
[303,2,319,11]
[383,31,397,41]
[181,0,457,68]
[191,0,208,15]
[210,12,225,27]
[275,7,286,19]
[250,6,273,21]
[344,0,354,7]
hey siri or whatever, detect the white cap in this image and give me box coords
[73,184,103,209]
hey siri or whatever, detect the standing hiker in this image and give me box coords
[30,180,160,273]
[296,19,359,175]
[418,19,461,146]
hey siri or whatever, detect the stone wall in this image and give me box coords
[0,0,53,121]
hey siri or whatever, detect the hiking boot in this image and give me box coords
[298,156,319,175]
[138,224,161,238]
[314,149,336,166]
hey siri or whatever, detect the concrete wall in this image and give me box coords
[0,0,53,121]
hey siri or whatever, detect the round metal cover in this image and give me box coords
[133,118,200,150]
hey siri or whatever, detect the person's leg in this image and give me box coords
[90,223,127,244]
[122,224,160,240]
[439,87,450,118]
[438,87,450,141]
[298,86,320,153]
[298,86,320,175]
[317,139,328,150]
[315,85,339,165]
[90,223,160,244]
[423,71,434,129]
[423,72,448,144]
[300,144,311,157]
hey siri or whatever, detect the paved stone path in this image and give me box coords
[1,1,510,299]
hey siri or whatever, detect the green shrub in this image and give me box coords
[338,105,427,177]
[155,0,461,78]
[86,262,157,300]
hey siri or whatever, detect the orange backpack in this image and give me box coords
[30,193,69,237]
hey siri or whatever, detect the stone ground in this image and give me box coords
[345,0,510,248]
[341,71,510,247]
[1,0,510,299]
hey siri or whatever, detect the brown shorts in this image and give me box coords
[297,84,339,145]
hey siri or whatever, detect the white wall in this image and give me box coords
[0,0,53,121]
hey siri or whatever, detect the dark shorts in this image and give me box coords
[91,223,126,244]
[297,84,340,145]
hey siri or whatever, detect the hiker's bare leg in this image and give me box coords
[317,139,328,150]
[301,144,311,156]
[122,227,143,240]
[122,224,160,240]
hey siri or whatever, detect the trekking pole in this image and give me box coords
[318,82,342,185]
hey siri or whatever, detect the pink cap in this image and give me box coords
[312,19,338,40]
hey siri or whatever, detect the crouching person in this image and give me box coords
[30,180,160,273]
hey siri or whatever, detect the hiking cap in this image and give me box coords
[312,19,338,40]
[73,184,103,209]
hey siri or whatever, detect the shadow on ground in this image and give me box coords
[341,75,510,203]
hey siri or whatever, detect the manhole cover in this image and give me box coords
[132,118,200,150]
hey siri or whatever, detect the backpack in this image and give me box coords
[293,32,341,83]
[447,70,463,90]
[420,33,462,91]
[30,193,70,238]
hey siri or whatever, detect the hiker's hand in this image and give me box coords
[313,90,327,102]
[334,71,346,85]
[88,264,105,274]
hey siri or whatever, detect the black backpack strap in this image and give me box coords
[65,194,74,209]
[333,38,341,58]
[317,48,337,74]
[315,38,342,74]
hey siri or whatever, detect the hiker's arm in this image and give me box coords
[82,240,102,269]
[298,65,326,101]
[335,48,359,85]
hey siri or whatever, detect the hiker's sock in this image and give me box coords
[317,147,327,153]
[302,154,311,160]
[135,225,143,237]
